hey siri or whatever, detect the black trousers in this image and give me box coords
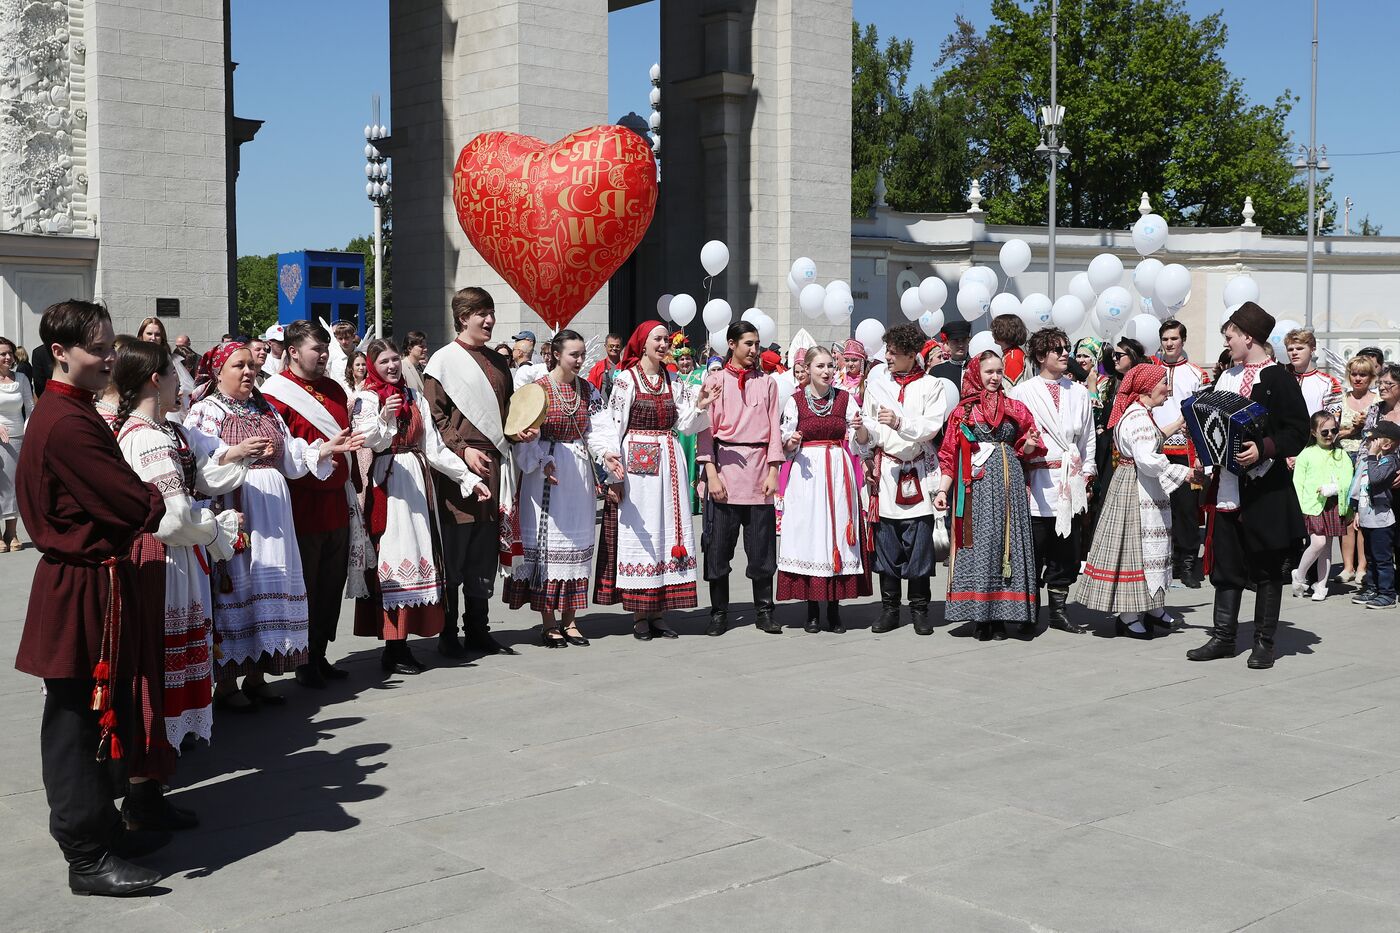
[1166,453,1202,557]
[41,679,122,866]
[1210,510,1291,590]
[702,501,776,582]
[1031,515,1080,591]
[297,527,349,662]
[441,519,501,634]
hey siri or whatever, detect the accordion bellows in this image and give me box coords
[1183,390,1267,477]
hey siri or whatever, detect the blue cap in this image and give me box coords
[511,330,537,342]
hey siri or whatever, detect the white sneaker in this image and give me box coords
[1290,570,1309,597]
[1312,584,1328,601]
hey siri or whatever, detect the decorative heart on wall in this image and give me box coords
[279,262,302,303]
[452,125,658,330]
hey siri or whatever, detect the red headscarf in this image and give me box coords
[620,320,668,371]
[362,346,413,435]
[1108,362,1167,429]
[760,349,783,373]
[958,352,1007,430]
[194,341,247,401]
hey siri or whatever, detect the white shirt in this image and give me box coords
[861,364,950,519]
[1294,368,1343,417]
[1009,376,1096,521]
[1154,355,1211,453]
[513,361,547,390]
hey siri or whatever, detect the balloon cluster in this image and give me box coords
[657,241,781,356]
[786,257,856,330]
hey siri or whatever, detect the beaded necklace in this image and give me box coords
[637,364,666,395]
[547,374,581,417]
[216,390,267,418]
[805,384,836,418]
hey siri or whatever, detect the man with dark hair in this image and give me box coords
[328,321,360,394]
[18,300,168,895]
[862,322,950,635]
[991,314,1029,384]
[401,329,429,391]
[247,338,269,386]
[1154,318,1211,587]
[1188,302,1309,669]
[261,319,364,688]
[1010,327,1096,634]
[588,332,624,402]
[424,287,522,657]
[930,320,972,389]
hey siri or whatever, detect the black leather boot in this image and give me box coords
[804,600,821,633]
[464,597,518,655]
[826,601,845,633]
[873,575,902,633]
[1248,579,1283,669]
[69,853,161,897]
[1188,587,1242,661]
[121,780,198,832]
[910,576,934,635]
[706,577,730,636]
[754,577,782,633]
[1046,588,1087,634]
[1179,553,1202,589]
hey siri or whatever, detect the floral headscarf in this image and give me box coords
[958,352,1007,431]
[1108,362,1167,429]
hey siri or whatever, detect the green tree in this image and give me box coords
[236,252,278,337]
[851,22,973,216]
[1359,215,1383,236]
[933,0,1330,233]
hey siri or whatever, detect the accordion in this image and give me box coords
[1182,390,1267,477]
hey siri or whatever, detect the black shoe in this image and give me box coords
[1351,588,1376,605]
[295,664,326,689]
[990,621,1007,641]
[1188,588,1242,661]
[1018,621,1037,637]
[826,602,845,633]
[122,782,198,832]
[69,854,161,897]
[437,631,467,658]
[1247,580,1282,670]
[706,612,728,637]
[754,577,780,633]
[1179,555,1202,589]
[465,633,519,656]
[541,628,567,648]
[756,612,783,634]
[465,597,520,655]
[317,657,349,680]
[400,641,427,673]
[110,828,172,860]
[873,575,902,633]
[563,627,590,647]
[708,577,730,636]
[633,622,653,641]
[1113,615,1154,640]
[649,620,679,639]
[1046,589,1087,634]
[974,623,991,641]
[912,610,934,636]
[804,601,821,633]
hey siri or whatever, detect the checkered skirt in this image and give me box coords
[1076,465,1157,614]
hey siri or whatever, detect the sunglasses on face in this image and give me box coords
[1111,351,1130,360]
[1319,429,1338,437]
[1047,346,1070,355]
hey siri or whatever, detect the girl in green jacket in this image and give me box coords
[1292,411,1354,600]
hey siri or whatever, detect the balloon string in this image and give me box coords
[703,274,713,303]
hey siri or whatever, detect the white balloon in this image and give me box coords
[791,257,818,284]
[917,276,948,311]
[657,294,674,321]
[828,279,851,296]
[709,330,727,355]
[741,307,764,324]
[855,318,886,357]
[1094,305,1129,340]
[1131,213,1169,257]
[700,240,729,276]
[755,313,777,347]
[990,292,1023,323]
[1051,295,1087,332]
[899,287,924,321]
[669,293,697,327]
[1270,318,1303,349]
[998,238,1032,278]
[787,272,802,299]
[1021,293,1054,331]
[1087,253,1124,293]
[969,332,1000,359]
[1132,258,1163,300]
[1127,315,1162,356]
[1223,274,1260,309]
[799,283,826,319]
[1069,272,1098,309]
[822,286,854,324]
[956,283,991,322]
[702,298,732,333]
[1096,286,1133,326]
[1154,263,1192,308]
[961,265,999,296]
[919,309,945,337]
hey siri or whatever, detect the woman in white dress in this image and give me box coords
[350,338,487,674]
[504,329,622,647]
[777,346,872,633]
[593,320,707,639]
[0,337,34,551]
[185,342,358,709]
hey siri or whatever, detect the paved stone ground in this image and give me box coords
[3,527,1400,932]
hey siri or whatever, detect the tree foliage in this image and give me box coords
[851,22,973,217]
[914,0,1329,233]
[1358,215,1383,236]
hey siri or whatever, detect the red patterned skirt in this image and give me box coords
[1304,503,1344,537]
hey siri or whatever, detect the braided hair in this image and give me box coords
[111,341,171,433]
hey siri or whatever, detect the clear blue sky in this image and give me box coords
[231,0,1395,257]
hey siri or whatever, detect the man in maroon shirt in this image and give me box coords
[18,300,168,896]
[263,320,362,689]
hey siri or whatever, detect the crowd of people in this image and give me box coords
[9,289,1398,897]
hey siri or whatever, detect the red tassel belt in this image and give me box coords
[802,439,858,570]
[91,557,123,762]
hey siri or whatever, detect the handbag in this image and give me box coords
[930,509,951,561]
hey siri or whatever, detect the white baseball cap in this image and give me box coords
[261,324,285,342]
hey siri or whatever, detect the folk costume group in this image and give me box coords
[18,291,1312,897]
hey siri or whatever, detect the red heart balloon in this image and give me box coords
[452,125,658,331]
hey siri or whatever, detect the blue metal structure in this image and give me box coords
[276,250,366,334]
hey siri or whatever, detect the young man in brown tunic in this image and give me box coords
[17,300,168,896]
[424,287,527,657]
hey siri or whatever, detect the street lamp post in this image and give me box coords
[1036,0,1069,298]
[364,94,391,339]
[1294,0,1327,331]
